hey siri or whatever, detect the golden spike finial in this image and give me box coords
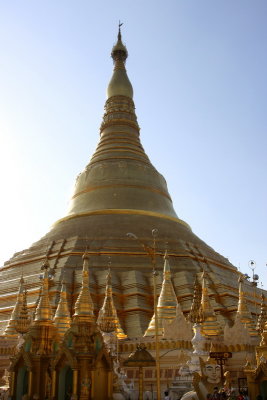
[53,279,71,337]
[107,22,133,99]
[34,263,53,322]
[111,22,128,64]
[199,270,221,337]
[144,251,178,336]
[97,264,127,338]
[73,253,95,323]
[163,250,170,275]
[201,269,210,312]
[4,275,25,337]
[19,274,24,293]
[16,289,31,335]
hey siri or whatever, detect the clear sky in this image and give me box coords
[0,1,266,286]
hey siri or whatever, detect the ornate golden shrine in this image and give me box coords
[8,257,114,400]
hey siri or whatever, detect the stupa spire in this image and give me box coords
[4,275,25,336]
[97,268,126,339]
[144,251,178,336]
[53,280,71,337]
[16,289,31,335]
[236,275,257,336]
[63,27,184,230]
[107,23,133,99]
[73,252,95,323]
[200,270,221,337]
[34,259,53,322]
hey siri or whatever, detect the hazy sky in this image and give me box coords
[0,1,266,286]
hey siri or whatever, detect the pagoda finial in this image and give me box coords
[4,274,25,337]
[97,266,126,339]
[73,252,95,323]
[199,270,221,337]
[144,253,178,336]
[107,25,133,99]
[163,250,170,274]
[16,289,31,335]
[53,280,71,337]
[34,261,53,322]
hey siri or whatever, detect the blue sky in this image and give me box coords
[0,1,266,286]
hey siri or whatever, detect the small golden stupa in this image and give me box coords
[53,280,71,337]
[73,252,95,324]
[97,268,127,339]
[144,251,178,336]
[4,275,25,337]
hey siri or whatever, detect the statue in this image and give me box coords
[181,358,221,400]
[113,360,137,400]
[113,359,129,399]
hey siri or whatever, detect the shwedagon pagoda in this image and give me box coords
[0,28,266,400]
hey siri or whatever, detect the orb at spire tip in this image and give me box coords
[107,23,133,99]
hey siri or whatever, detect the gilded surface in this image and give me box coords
[0,28,262,345]
[97,268,126,339]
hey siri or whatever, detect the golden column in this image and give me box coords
[127,230,161,400]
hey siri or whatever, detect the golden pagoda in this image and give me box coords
[73,252,95,324]
[16,289,31,335]
[144,251,178,336]
[30,261,59,356]
[4,275,25,337]
[0,27,263,342]
[97,268,127,339]
[199,270,221,337]
[53,280,71,337]
[9,255,113,400]
[34,260,53,323]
